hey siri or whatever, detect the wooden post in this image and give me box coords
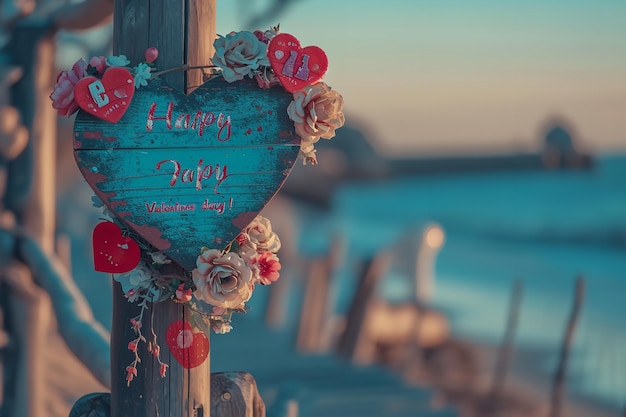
[110,1,215,417]
[488,279,523,410]
[336,252,391,363]
[549,276,585,417]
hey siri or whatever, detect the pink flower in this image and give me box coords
[152,345,160,357]
[50,58,87,116]
[192,249,253,309]
[175,284,192,303]
[145,47,159,64]
[127,340,138,352]
[159,363,168,378]
[125,366,137,385]
[249,251,281,285]
[89,56,107,74]
[253,30,265,42]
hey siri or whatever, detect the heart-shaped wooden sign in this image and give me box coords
[74,67,135,123]
[74,78,300,270]
[268,33,328,93]
[92,221,141,273]
[165,320,209,369]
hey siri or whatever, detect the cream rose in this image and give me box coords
[237,215,281,256]
[287,82,345,143]
[192,249,253,309]
[212,31,270,82]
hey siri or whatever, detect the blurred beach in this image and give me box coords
[53,150,626,415]
[327,153,626,410]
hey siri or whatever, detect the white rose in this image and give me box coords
[212,31,270,82]
[237,215,281,257]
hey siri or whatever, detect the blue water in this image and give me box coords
[294,153,626,409]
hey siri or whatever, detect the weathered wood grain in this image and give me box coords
[106,3,271,417]
[110,0,218,415]
[70,372,265,417]
[211,372,266,417]
[74,77,300,270]
[113,0,208,93]
[187,0,215,92]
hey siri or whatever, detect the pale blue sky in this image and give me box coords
[217,0,626,156]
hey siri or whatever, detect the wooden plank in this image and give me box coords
[114,0,210,94]
[73,78,298,149]
[109,3,268,417]
[187,0,216,92]
[148,0,185,91]
[336,253,392,362]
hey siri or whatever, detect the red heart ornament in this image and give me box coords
[74,77,300,271]
[166,320,209,369]
[74,67,135,123]
[92,221,141,273]
[268,33,328,93]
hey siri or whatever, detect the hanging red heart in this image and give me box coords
[268,33,328,93]
[74,67,135,123]
[92,221,141,273]
[166,320,209,369]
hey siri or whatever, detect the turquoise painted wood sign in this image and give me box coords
[74,78,300,271]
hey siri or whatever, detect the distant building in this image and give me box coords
[542,123,593,169]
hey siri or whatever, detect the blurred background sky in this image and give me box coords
[215,0,626,156]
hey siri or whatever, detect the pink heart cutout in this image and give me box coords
[74,67,135,123]
[268,33,328,93]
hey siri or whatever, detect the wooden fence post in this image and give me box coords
[109,1,215,416]
[549,276,585,417]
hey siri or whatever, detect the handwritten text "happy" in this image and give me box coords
[146,102,232,141]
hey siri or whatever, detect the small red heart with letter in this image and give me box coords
[166,320,209,369]
[92,221,141,273]
[74,67,135,123]
[268,33,328,93]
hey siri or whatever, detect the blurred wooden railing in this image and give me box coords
[0,18,112,417]
[292,223,449,364]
